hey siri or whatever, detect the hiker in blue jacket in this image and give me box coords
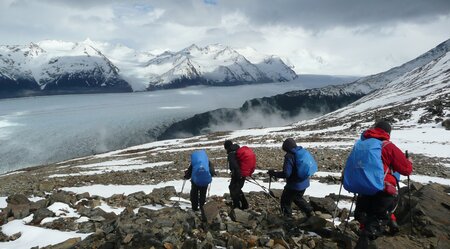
[184,150,216,212]
[268,138,314,218]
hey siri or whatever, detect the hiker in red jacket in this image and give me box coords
[354,120,413,248]
[224,140,249,210]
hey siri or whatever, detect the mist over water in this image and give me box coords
[0,82,301,173]
[0,77,356,173]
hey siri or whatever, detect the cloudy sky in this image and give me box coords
[1,0,450,76]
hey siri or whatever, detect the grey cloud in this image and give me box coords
[194,0,450,30]
[8,0,450,30]
[52,0,448,30]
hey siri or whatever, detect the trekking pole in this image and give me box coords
[406,150,413,235]
[207,181,212,198]
[343,194,356,234]
[333,172,344,228]
[179,179,186,202]
[268,175,272,193]
[247,177,278,202]
[247,176,282,214]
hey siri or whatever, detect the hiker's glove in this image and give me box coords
[268,170,275,177]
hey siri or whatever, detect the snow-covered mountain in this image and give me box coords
[313,42,450,124]
[0,40,298,97]
[0,41,132,97]
[314,38,450,97]
[157,38,450,139]
[143,44,297,90]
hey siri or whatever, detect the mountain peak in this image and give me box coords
[144,43,297,89]
[183,44,201,52]
[25,42,45,57]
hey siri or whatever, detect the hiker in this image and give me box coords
[184,150,216,212]
[224,140,256,210]
[344,121,412,248]
[268,138,316,218]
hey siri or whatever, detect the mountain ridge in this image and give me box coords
[157,38,450,140]
[144,43,296,90]
[0,40,298,97]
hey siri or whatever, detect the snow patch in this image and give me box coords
[0,220,90,249]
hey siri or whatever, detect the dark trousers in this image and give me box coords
[354,191,396,247]
[280,188,313,217]
[190,183,208,211]
[229,177,248,209]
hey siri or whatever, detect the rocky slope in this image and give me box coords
[0,131,448,249]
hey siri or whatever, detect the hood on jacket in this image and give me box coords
[282,138,297,152]
[227,143,240,154]
[363,127,390,141]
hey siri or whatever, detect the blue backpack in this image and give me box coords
[294,147,318,181]
[343,138,387,195]
[191,150,212,187]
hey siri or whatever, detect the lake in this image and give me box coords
[0,81,317,173]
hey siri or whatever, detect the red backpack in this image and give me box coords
[236,146,256,177]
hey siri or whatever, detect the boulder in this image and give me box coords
[149,186,177,203]
[6,194,30,205]
[230,208,251,224]
[227,235,246,249]
[246,235,259,247]
[76,192,90,200]
[181,238,197,249]
[318,240,339,249]
[43,237,81,249]
[127,191,147,207]
[32,208,55,224]
[7,204,31,219]
[202,200,220,224]
[50,191,77,205]
[268,228,286,239]
[122,233,133,244]
[226,221,245,233]
[396,183,450,238]
[310,197,337,215]
[39,181,55,192]
[30,199,49,211]
[298,216,329,232]
[78,221,95,233]
[442,119,450,130]
[89,199,102,208]
[43,218,78,231]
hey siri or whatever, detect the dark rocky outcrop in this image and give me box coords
[157,90,364,140]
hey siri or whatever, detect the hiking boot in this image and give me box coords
[282,212,293,218]
[388,220,400,235]
[355,234,379,249]
[306,211,314,218]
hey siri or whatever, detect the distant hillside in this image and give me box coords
[157,38,450,140]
